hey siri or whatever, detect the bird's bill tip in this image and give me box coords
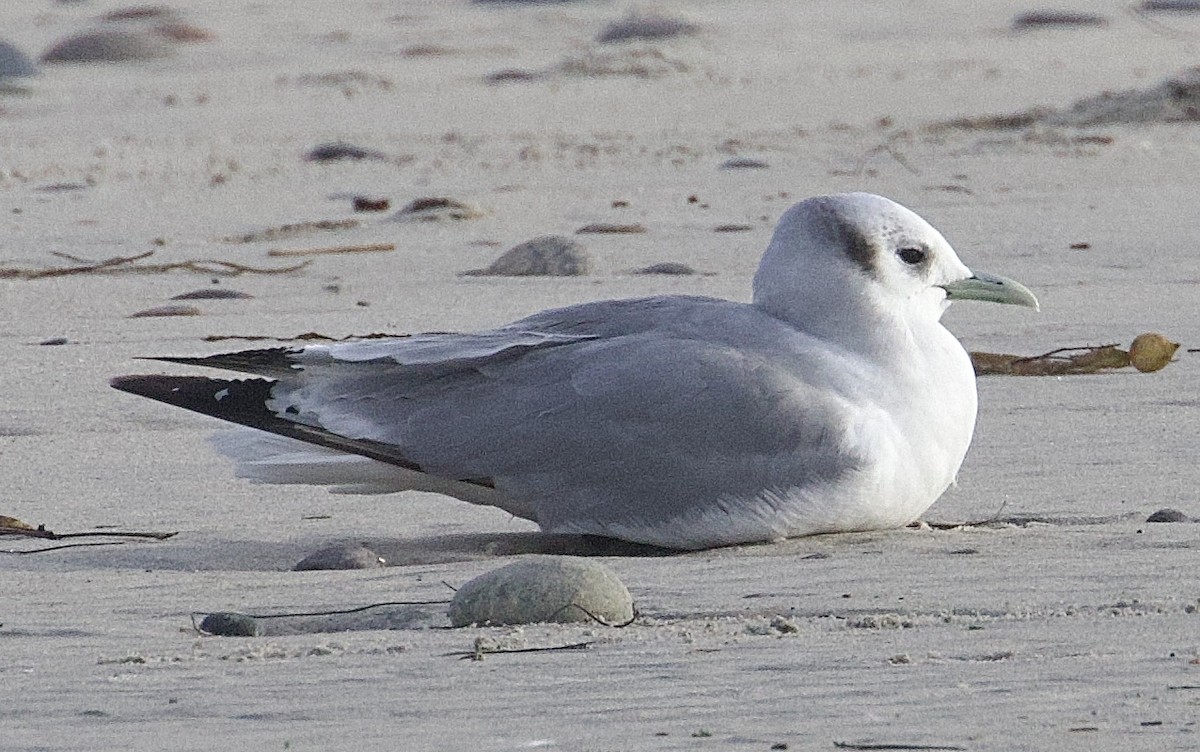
[941,271,1039,311]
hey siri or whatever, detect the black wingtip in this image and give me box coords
[112,374,497,489]
[110,374,280,431]
[138,347,301,377]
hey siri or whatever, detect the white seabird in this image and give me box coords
[112,193,1037,550]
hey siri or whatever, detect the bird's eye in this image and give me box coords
[897,247,927,265]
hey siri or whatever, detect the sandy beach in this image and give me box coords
[2,1,1199,749]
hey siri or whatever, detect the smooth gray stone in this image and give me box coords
[449,556,633,627]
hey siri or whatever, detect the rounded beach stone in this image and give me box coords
[633,261,696,276]
[462,235,591,277]
[1146,508,1191,523]
[42,30,176,64]
[199,612,262,637]
[449,556,633,627]
[597,13,699,44]
[391,197,485,222]
[0,40,38,78]
[293,542,386,571]
[304,142,387,162]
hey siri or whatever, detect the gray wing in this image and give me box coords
[116,296,870,546]
[277,299,866,535]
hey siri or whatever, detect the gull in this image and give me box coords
[112,193,1037,550]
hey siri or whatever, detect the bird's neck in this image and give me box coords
[758,284,921,360]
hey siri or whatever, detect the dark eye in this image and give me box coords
[897,247,927,265]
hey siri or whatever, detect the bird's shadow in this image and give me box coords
[365,532,678,566]
[18,531,681,572]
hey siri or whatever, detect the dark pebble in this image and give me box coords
[597,13,699,44]
[473,0,586,4]
[720,157,769,169]
[392,197,485,221]
[35,182,89,193]
[38,337,69,346]
[713,223,754,233]
[633,261,696,276]
[1141,0,1200,9]
[0,39,38,78]
[1146,508,1192,523]
[171,288,253,300]
[199,612,262,637]
[485,68,541,84]
[462,235,591,277]
[352,196,390,212]
[101,6,179,21]
[575,222,646,234]
[42,30,176,63]
[1012,11,1109,29]
[129,304,201,318]
[293,543,386,571]
[304,142,387,162]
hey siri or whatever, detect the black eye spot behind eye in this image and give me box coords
[897,247,927,265]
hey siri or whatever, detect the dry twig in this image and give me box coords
[447,639,594,661]
[267,242,395,258]
[833,743,966,751]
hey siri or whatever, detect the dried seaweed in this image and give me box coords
[971,333,1179,375]
[0,515,176,554]
[0,251,309,279]
[202,331,406,343]
[225,219,359,244]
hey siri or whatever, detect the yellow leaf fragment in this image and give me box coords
[0,515,34,530]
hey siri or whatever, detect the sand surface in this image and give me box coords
[2,1,1199,750]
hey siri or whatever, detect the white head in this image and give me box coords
[752,193,1036,347]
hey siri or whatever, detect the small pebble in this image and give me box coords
[171,288,253,300]
[304,142,387,162]
[485,68,541,84]
[392,197,485,222]
[0,39,38,78]
[597,13,699,44]
[154,23,216,43]
[1146,508,1191,523]
[199,612,262,637]
[474,0,586,4]
[352,196,390,212]
[1140,0,1200,9]
[293,542,386,571]
[720,157,769,169]
[575,222,646,234]
[713,223,754,233]
[101,6,180,21]
[1012,11,1109,29]
[449,556,634,627]
[633,261,696,276]
[462,235,591,277]
[42,30,176,63]
[129,304,201,318]
[35,182,89,193]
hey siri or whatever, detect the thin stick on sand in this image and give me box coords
[267,242,396,257]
